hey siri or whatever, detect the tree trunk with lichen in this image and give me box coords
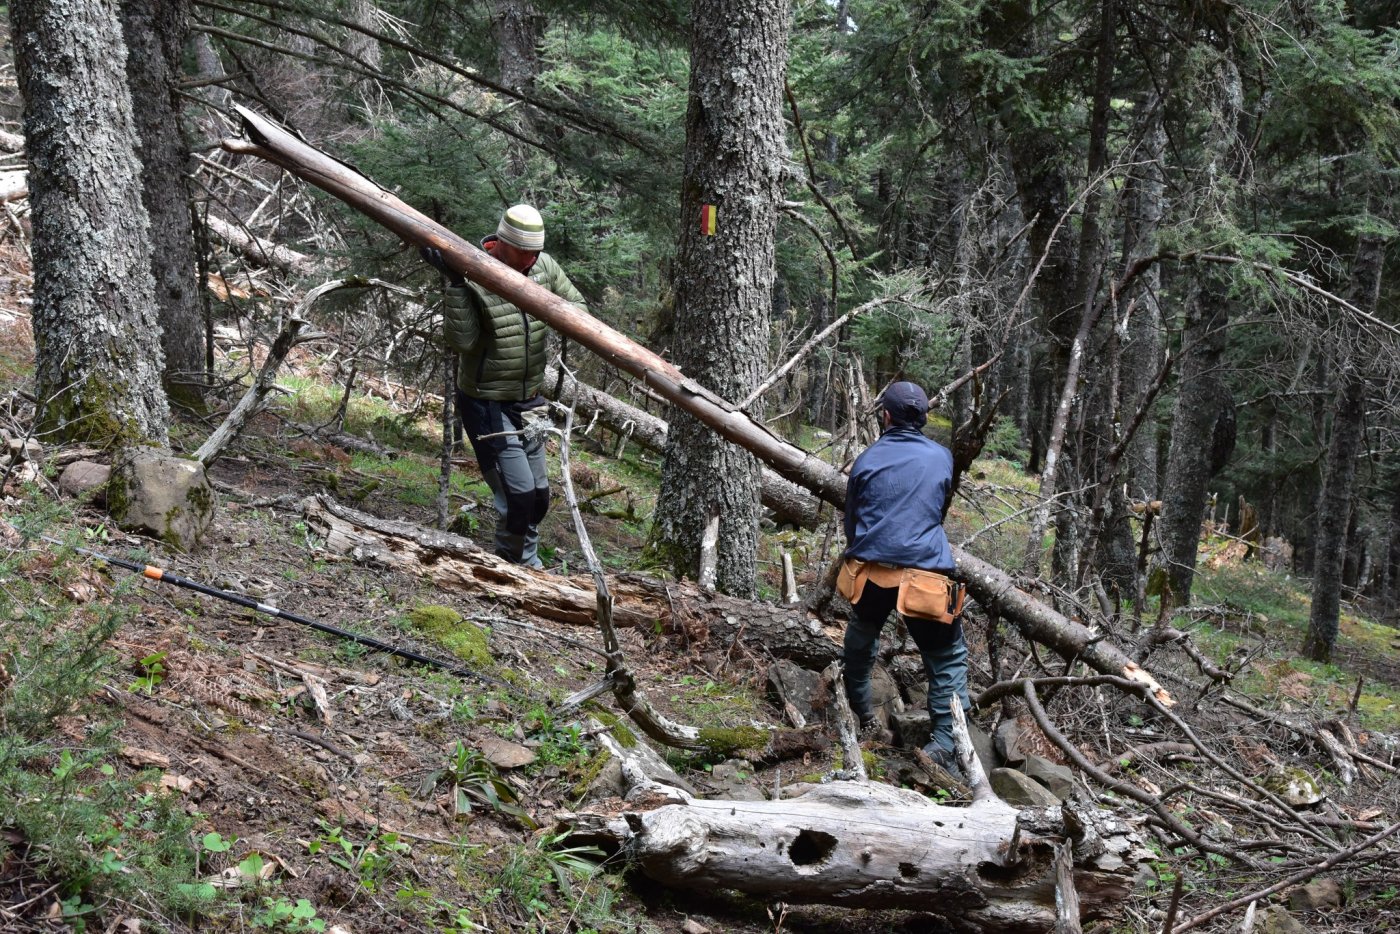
[1152,51,1246,608]
[648,0,791,598]
[12,0,169,445]
[121,0,205,405]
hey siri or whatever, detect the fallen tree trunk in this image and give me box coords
[0,172,27,203]
[206,213,321,276]
[302,494,842,668]
[544,363,823,528]
[570,749,1150,930]
[225,107,1169,704]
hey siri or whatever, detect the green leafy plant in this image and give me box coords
[536,830,606,899]
[128,651,167,695]
[306,822,411,892]
[524,708,587,769]
[252,896,327,932]
[420,741,538,828]
[201,831,236,855]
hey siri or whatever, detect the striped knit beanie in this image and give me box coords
[496,204,545,251]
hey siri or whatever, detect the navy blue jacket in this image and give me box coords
[843,426,955,571]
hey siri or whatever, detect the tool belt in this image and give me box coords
[836,557,965,624]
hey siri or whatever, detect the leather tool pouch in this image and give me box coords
[896,569,965,623]
[836,558,867,605]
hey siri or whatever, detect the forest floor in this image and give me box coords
[1,309,1399,934]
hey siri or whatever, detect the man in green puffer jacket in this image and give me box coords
[423,204,588,569]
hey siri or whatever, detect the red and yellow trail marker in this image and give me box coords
[700,203,717,236]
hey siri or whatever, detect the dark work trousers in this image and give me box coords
[458,392,550,568]
[843,581,969,752]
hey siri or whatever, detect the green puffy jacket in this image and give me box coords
[443,250,587,400]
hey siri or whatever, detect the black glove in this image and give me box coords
[420,245,465,286]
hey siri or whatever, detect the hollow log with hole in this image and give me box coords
[568,749,1150,931]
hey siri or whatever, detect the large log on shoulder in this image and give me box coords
[302,494,841,668]
[225,108,1169,704]
[570,751,1150,931]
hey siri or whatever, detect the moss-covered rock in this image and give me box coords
[108,449,216,551]
[406,605,494,669]
[570,748,614,799]
[1261,766,1324,806]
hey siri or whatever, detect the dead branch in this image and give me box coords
[544,362,822,527]
[194,313,315,465]
[1173,820,1400,933]
[554,399,706,749]
[739,294,911,411]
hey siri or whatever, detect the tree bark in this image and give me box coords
[1154,278,1231,606]
[649,0,792,597]
[492,0,543,97]
[1304,231,1382,661]
[1022,0,1117,581]
[1383,468,1400,618]
[1097,92,1167,600]
[121,0,206,404]
[11,0,170,445]
[1152,52,1246,608]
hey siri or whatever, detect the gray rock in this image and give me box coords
[990,767,1059,807]
[891,710,931,748]
[586,755,628,799]
[996,718,1026,767]
[890,655,928,709]
[709,758,765,801]
[58,461,111,500]
[478,735,536,769]
[766,659,823,724]
[1256,906,1310,934]
[893,711,996,773]
[108,450,216,551]
[1021,754,1076,800]
[1261,766,1325,807]
[969,722,996,776]
[871,665,904,719]
[6,435,41,462]
[1288,879,1342,910]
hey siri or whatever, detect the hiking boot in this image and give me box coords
[922,742,966,783]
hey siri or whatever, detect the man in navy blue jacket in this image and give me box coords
[842,381,969,776]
